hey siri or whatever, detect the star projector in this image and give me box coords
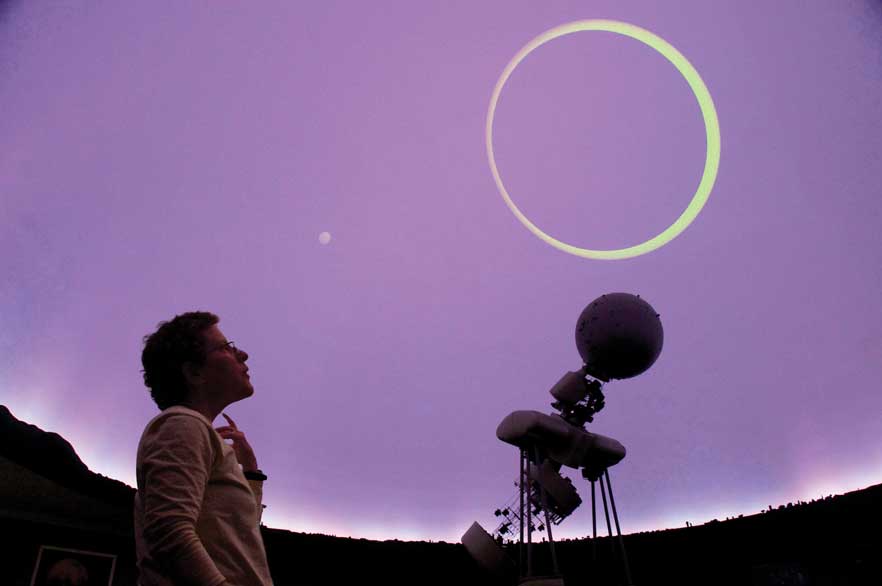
[462,293,663,586]
[576,292,663,382]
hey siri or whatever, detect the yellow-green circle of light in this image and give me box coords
[486,19,721,260]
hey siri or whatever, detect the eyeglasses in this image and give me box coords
[210,340,239,355]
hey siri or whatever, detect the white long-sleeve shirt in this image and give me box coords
[134,406,273,586]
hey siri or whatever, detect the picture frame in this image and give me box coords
[30,545,116,586]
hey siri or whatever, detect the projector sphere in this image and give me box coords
[575,293,663,381]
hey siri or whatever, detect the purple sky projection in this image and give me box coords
[2,1,881,542]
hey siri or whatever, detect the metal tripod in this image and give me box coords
[516,447,634,586]
[583,466,633,586]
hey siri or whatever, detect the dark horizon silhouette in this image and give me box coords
[2,402,880,585]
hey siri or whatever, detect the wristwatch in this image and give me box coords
[244,469,267,481]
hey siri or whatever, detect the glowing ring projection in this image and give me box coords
[486,20,721,260]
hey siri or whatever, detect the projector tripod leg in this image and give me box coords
[599,473,616,557]
[525,449,533,577]
[590,478,597,563]
[534,446,560,577]
[519,448,525,577]
[602,470,633,586]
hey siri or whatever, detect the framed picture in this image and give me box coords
[30,545,116,586]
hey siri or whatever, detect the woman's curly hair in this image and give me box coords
[141,311,219,410]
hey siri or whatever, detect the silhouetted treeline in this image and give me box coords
[503,485,881,585]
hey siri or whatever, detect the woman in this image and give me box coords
[134,311,273,586]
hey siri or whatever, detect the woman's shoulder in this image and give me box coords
[136,407,223,467]
[140,406,216,443]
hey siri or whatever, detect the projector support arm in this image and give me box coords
[534,445,561,577]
